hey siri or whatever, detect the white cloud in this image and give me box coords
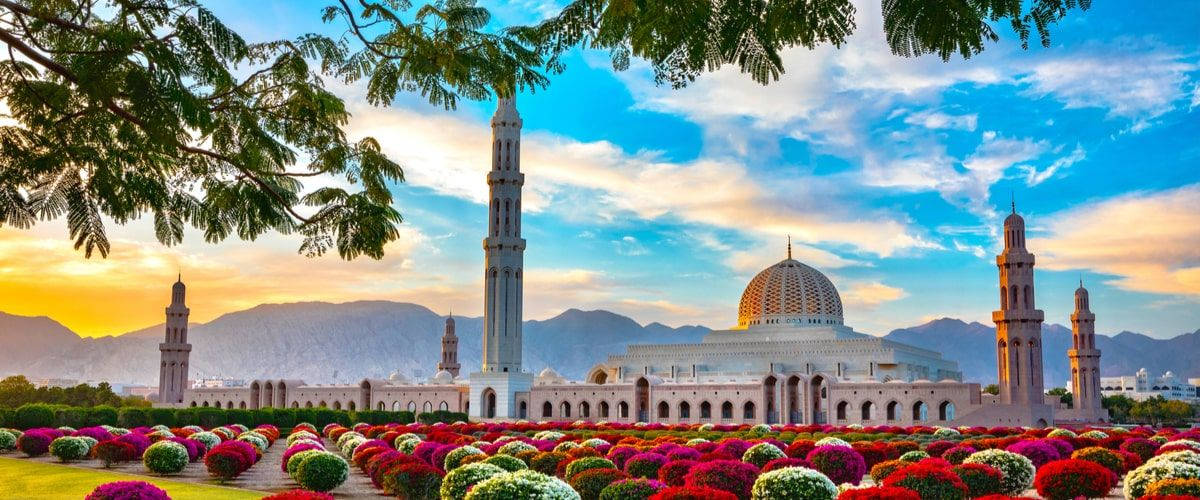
[840,281,909,309]
[953,239,988,259]
[903,109,978,131]
[613,236,649,256]
[1022,144,1086,186]
[1032,183,1200,296]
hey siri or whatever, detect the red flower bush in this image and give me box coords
[1120,437,1160,461]
[761,457,811,472]
[570,468,629,500]
[882,463,969,500]
[658,459,698,487]
[1033,459,1118,500]
[93,440,137,468]
[1070,446,1125,475]
[806,445,867,485]
[785,439,816,459]
[951,463,1004,498]
[682,460,759,500]
[261,490,335,500]
[649,486,739,500]
[380,462,443,499]
[839,486,921,500]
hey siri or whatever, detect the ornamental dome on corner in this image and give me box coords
[736,239,843,329]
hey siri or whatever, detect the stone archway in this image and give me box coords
[810,375,828,424]
[635,378,650,422]
[482,389,497,419]
[763,375,778,424]
[786,375,802,424]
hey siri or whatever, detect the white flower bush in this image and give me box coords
[190,431,221,450]
[498,440,537,456]
[933,427,961,437]
[1046,428,1077,439]
[1147,450,1200,469]
[534,431,565,442]
[581,438,610,448]
[750,423,772,434]
[1123,461,1200,499]
[287,431,319,446]
[1079,430,1108,439]
[465,469,580,500]
[751,467,838,500]
[814,437,851,448]
[444,445,486,471]
[396,437,422,454]
[963,449,1035,495]
[441,463,508,500]
[687,438,710,446]
[743,442,786,468]
[698,423,715,432]
[553,441,580,453]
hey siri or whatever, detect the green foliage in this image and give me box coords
[0,0,405,260]
[87,406,119,427]
[0,376,127,408]
[143,441,189,475]
[147,408,177,428]
[418,410,467,425]
[1047,387,1073,407]
[295,452,350,492]
[49,436,90,462]
[983,384,1000,395]
[1129,396,1196,426]
[118,407,150,429]
[14,403,56,429]
[1103,394,1136,423]
[441,463,507,500]
[0,429,15,450]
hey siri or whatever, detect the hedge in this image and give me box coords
[0,404,455,429]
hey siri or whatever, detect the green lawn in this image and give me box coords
[0,457,266,499]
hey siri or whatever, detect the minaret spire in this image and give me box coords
[787,235,792,259]
[158,275,192,405]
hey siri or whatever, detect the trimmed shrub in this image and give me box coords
[295,452,350,492]
[17,429,55,457]
[441,462,507,500]
[261,491,335,500]
[117,408,150,429]
[1123,462,1200,500]
[205,444,251,482]
[625,453,669,479]
[952,463,1004,498]
[484,454,528,472]
[649,486,738,500]
[465,469,579,499]
[94,440,137,467]
[444,445,486,471]
[838,486,920,500]
[658,459,698,487]
[1033,459,1118,500]
[805,444,867,485]
[683,460,759,500]
[381,462,443,499]
[871,459,911,483]
[900,450,931,462]
[741,443,785,469]
[531,451,569,475]
[963,449,1036,496]
[84,480,170,500]
[1122,438,1162,462]
[600,478,666,500]
[14,404,56,429]
[0,429,15,450]
[566,456,618,479]
[943,445,977,465]
[49,436,90,462]
[86,406,119,427]
[1072,446,1125,475]
[570,468,629,500]
[749,466,837,500]
[143,440,189,475]
[1005,440,1060,468]
[882,463,968,500]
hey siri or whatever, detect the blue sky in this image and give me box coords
[3,1,1197,338]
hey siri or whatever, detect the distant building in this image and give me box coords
[31,378,79,388]
[122,385,157,399]
[192,378,247,389]
[1101,369,1199,402]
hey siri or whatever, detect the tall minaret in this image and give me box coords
[438,313,461,377]
[157,275,192,405]
[1069,280,1104,420]
[480,97,525,374]
[993,201,1046,406]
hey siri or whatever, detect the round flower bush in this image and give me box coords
[566,456,617,479]
[295,452,350,493]
[484,454,528,472]
[441,462,508,500]
[749,467,837,500]
[762,457,811,473]
[17,429,55,457]
[531,451,569,475]
[1072,446,1126,475]
[206,443,252,482]
[951,463,1004,498]
[1034,459,1118,500]
[465,470,579,500]
[1005,440,1060,468]
[1144,478,1200,498]
[882,463,968,500]
[498,440,537,456]
[1148,451,1200,468]
[649,486,737,500]
[444,445,486,471]
[658,459,698,487]
[49,436,90,462]
[900,450,931,462]
[94,440,137,467]
[625,453,669,479]
[943,445,977,465]
[261,491,335,500]
[84,481,170,500]
[1124,462,1200,499]
[570,468,629,500]
[805,444,867,485]
[0,429,15,451]
[683,460,759,500]
[600,478,665,500]
[143,440,189,475]
[838,486,920,500]
[871,459,911,483]
[1122,438,1162,462]
[813,436,850,448]
[287,449,324,480]
[963,449,1036,496]
[741,443,785,469]
[381,462,443,499]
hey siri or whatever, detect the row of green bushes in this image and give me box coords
[0,403,467,430]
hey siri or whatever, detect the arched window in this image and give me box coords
[423,401,433,413]
[599,401,610,418]
[679,401,691,420]
[721,401,733,420]
[580,401,590,418]
[657,401,669,419]
[377,402,385,410]
[700,401,712,419]
[1011,286,1019,309]
[939,401,956,421]
[860,401,875,421]
[333,401,341,410]
[1024,285,1032,309]
[836,401,848,420]
[407,401,416,412]
[618,401,629,419]
[886,401,899,421]
[542,402,553,418]
[743,401,756,420]
[560,401,571,418]
[440,401,449,411]
[239,401,246,409]
[1000,286,1008,309]
[912,401,928,421]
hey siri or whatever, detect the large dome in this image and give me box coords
[737,257,843,328]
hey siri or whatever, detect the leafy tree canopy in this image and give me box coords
[0,0,1089,259]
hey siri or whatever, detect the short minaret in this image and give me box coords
[157,275,192,405]
[469,96,534,420]
[1069,280,1105,421]
[993,202,1047,409]
[438,313,461,377]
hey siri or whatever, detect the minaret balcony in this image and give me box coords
[996,253,1035,266]
[487,171,525,184]
[483,236,527,250]
[159,343,192,351]
[992,309,1044,322]
[1070,312,1095,322]
[1067,348,1101,357]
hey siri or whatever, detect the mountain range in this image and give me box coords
[0,302,1195,388]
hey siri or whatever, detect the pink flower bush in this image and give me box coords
[85,481,170,500]
[682,459,759,500]
[806,444,867,485]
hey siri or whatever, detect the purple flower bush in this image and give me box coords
[806,444,868,485]
[84,481,170,500]
[1006,440,1061,468]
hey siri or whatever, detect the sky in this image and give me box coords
[1,1,1198,338]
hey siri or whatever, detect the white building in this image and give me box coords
[1101,369,1200,402]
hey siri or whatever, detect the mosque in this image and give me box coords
[156,99,1108,426]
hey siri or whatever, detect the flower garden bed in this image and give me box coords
[4,418,1199,498]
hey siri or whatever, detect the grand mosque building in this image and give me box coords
[157,99,1107,426]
